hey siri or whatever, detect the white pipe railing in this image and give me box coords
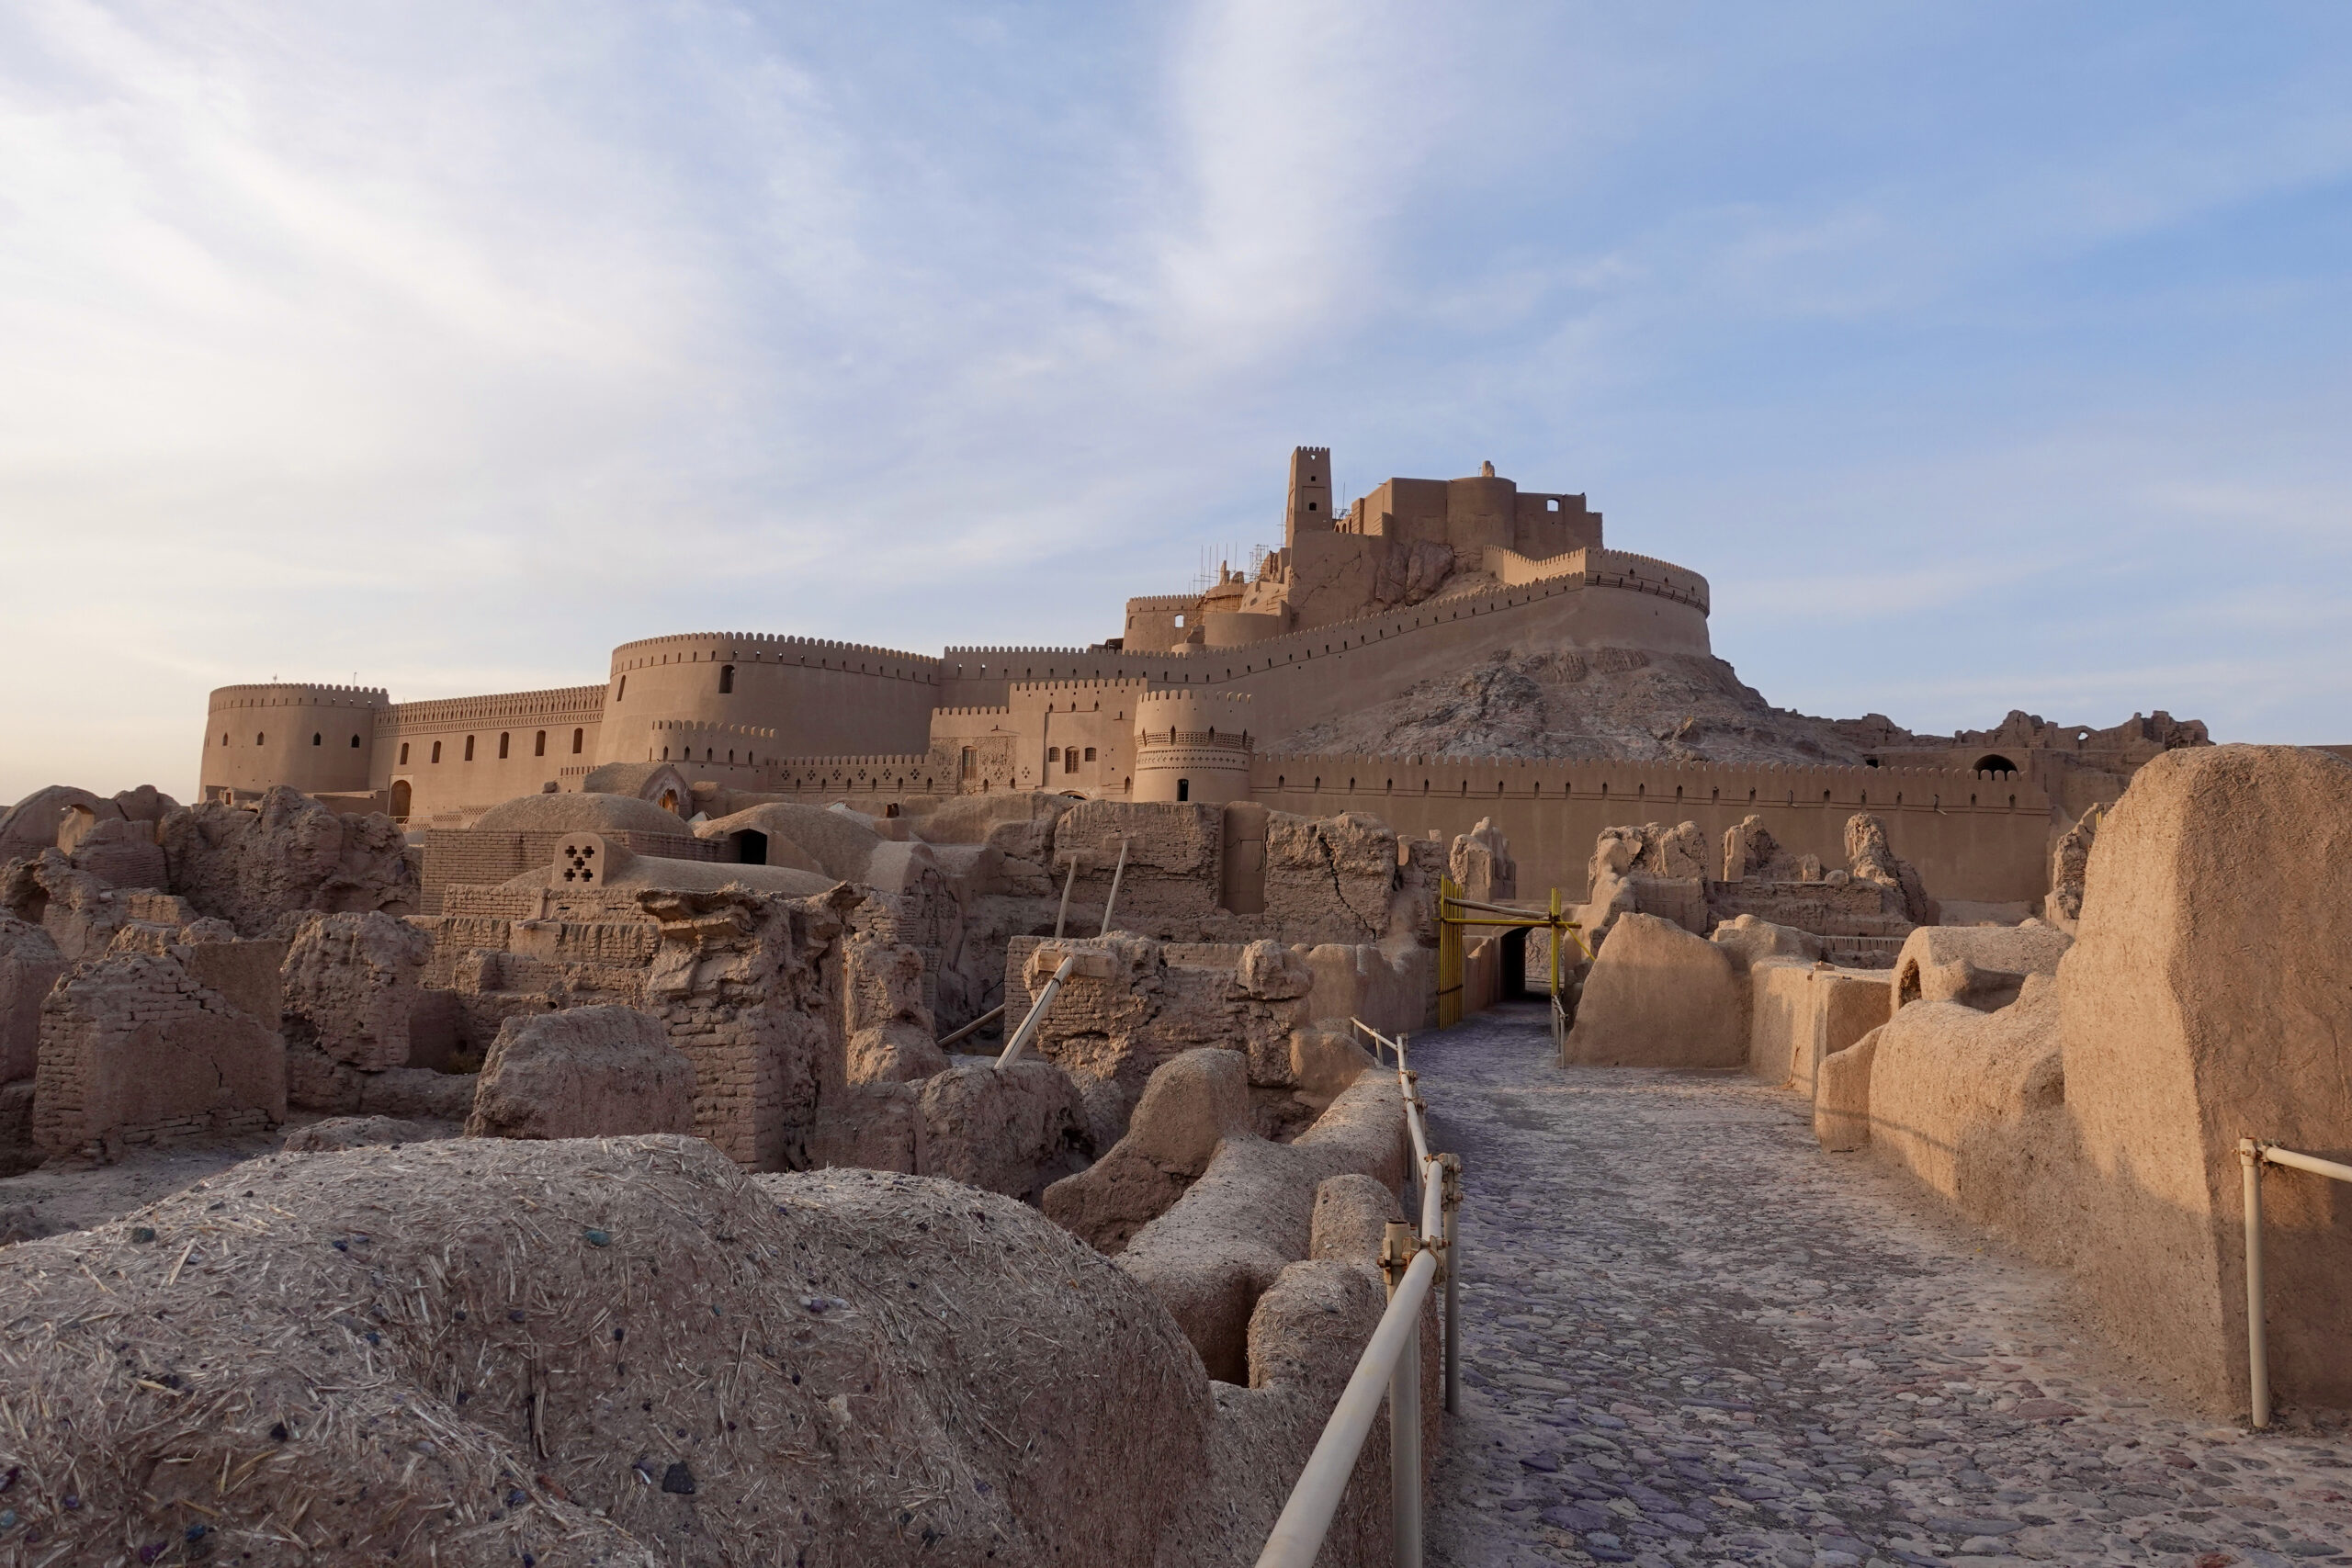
[2239,1137,2352,1429]
[1098,836,1131,936]
[1256,1021,1461,1568]
[997,953,1078,1069]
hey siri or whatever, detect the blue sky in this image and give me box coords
[3,1,2347,804]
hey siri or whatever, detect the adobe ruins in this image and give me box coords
[0,445,2343,1565]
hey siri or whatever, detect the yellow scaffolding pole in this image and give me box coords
[1435,882,1592,1032]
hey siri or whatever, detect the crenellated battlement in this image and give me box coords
[1136,688,1251,707]
[1007,677,1153,694]
[1250,751,2046,811]
[609,632,942,675]
[650,719,778,739]
[208,682,389,709]
[381,685,608,729]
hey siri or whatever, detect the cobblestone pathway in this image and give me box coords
[1417,1001,2352,1568]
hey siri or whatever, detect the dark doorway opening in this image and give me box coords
[1176,778,1190,801]
[735,829,768,865]
[1500,926,1528,997]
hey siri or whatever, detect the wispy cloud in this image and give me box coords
[2,0,2349,802]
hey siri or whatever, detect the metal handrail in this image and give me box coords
[1259,1022,1461,1568]
[2239,1137,2352,1428]
[997,953,1078,1069]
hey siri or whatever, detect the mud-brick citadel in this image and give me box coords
[207,447,2207,910]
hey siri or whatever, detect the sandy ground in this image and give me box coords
[0,1114,458,1244]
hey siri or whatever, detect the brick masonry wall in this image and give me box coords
[35,952,284,1159]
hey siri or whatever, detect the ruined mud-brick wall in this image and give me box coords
[414,886,663,1049]
[161,786,414,935]
[1713,876,1910,928]
[1258,813,1400,946]
[1055,800,1226,931]
[416,828,714,915]
[1003,934,1320,1134]
[34,952,283,1159]
[1253,756,2052,908]
[640,886,855,1170]
[1048,799,1425,950]
[837,863,962,1024]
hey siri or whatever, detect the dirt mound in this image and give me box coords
[0,1134,1211,1566]
[1266,646,1868,764]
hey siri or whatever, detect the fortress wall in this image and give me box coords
[372,686,606,820]
[935,574,1713,729]
[601,633,941,769]
[1228,583,1710,740]
[1010,681,1149,795]
[202,683,388,799]
[1251,758,2050,906]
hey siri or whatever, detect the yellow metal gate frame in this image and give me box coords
[1435,877,1593,1032]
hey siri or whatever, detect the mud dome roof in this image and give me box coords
[470,792,684,835]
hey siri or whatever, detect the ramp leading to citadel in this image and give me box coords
[1414,1002,2352,1567]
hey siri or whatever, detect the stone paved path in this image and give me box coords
[1417,1001,2352,1568]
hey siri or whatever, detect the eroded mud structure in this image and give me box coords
[1,447,2345,1565]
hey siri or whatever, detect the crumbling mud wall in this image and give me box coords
[1001,934,1388,1149]
[639,884,859,1170]
[463,1004,696,1140]
[1792,746,2352,1416]
[160,785,415,935]
[33,949,286,1160]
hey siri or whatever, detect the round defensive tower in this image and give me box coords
[1131,689,1253,805]
[598,633,942,771]
[201,682,389,801]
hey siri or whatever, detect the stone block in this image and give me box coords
[916,1057,1091,1202]
[464,1004,695,1141]
[281,911,435,1069]
[1562,912,1745,1067]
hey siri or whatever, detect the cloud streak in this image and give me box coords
[1,0,2348,804]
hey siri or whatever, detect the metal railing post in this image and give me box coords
[1440,1151,1463,1416]
[1053,854,1079,939]
[998,953,1078,1069]
[2241,1137,2270,1429]
[1098,836,1130,936]
[1382,1221,1423,1568]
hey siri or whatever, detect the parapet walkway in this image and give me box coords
[1416,1001,2352,1568]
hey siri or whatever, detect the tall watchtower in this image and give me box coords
[1283,446,1334,550]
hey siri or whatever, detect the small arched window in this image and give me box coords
[399,742,410,765]
[464,735,476,761]
[534,731,546,757]
[615,676,627,702]
[220,733,229,746]
[571,728,583,754]
[718,665,735,694]
[1047,747,1060,761]
[311,732,322,747]
[431,741,442,763]
[255,732,265,746]
[350,734,360,748]
[498,732,510,760]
